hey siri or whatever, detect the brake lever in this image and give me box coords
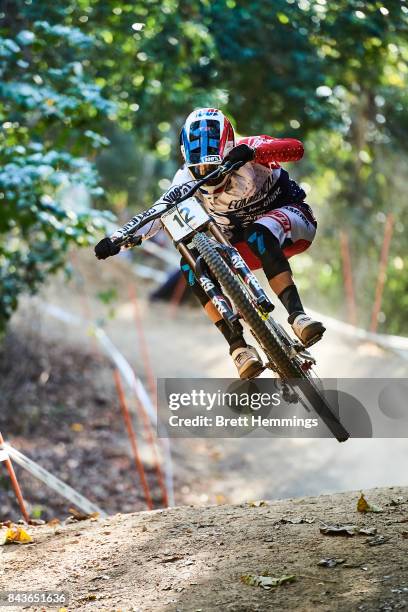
[125,234,143,248]
[217,160,245,177]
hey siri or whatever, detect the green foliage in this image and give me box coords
[0,7,114,332]
[96,288,118,305]
[1,0,407,334]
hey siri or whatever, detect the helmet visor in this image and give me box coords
[188,163,224,186]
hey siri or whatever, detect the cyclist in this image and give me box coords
[95,108,325,379]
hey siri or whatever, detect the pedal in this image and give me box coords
[289,341,317,365]
[246,365,266,380]
[303,332,324,349]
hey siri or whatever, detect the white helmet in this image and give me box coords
[180,108,235,192]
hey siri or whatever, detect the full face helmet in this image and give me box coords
[180,108,235,191]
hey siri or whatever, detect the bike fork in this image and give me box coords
[177,240,238,327]
[215,243,274,317]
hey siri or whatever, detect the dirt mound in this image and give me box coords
[2,486,408,611]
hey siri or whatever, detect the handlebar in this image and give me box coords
[110,159,244,247]
[176,159,242,204]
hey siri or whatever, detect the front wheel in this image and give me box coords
[192,232,349,442]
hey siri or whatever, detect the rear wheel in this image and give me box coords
[192,232,349,442]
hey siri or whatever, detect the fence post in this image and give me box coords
[113,370,154,510]
[0,432,30,523]
[370,213,394,333]
[339,230,357,326]
[128,286,169,507]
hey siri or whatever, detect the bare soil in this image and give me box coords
[2,486,408,612]
[0,330,165,519]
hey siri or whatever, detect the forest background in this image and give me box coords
[1,0,407,335]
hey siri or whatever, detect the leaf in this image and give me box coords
[68,508,99,521]
[159,555,183,563]
[388,497,405,507]
[241,574,296,590]
[357,527,377,536]
[248,500,268,507]
[366,535,391,547]
[357,493,383,513]
[318,558,346,568]
[320,523,358,536]
[0,525,33,545]
[280,517,315,524]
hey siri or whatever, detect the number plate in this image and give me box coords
[161,197,210,242]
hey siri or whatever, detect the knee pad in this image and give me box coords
[245,223,291,280]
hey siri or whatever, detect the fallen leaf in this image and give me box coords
[320,523,357,537]
[241,573,296,590]
[80,594,97,602]
[0,525,33,545]
[357,527,377,536]
[366,535,391,546]
[388,497,405,507]
[160,555,183,563]
[70,423,84,432]
[280,517,315,524]
[357,493,383,514]
[216,494,226,504]
[68,508,99,521]
[249,500,268,508]
[47,518,61,527]
[318,558,346,568]
[91,575,110,581]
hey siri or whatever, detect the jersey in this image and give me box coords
[159,135,306,240]
[111,135,308,243]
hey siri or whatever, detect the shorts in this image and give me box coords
[233,203,317,270]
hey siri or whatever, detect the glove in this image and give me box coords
[94,237,121,260]
[223,143,255,165]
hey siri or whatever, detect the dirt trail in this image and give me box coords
[2,486,408,611]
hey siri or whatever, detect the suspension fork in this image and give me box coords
[208,222,274,316]
[177,240,239,326]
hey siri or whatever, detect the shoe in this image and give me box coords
[231,345,264,379]
[290,312,326,346]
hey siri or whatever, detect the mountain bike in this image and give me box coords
[111,161,350,442]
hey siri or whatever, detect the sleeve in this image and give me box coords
[239,135,304,166]
[156,165,194,204]
[109,166,191,244]
[137,166,196,240]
